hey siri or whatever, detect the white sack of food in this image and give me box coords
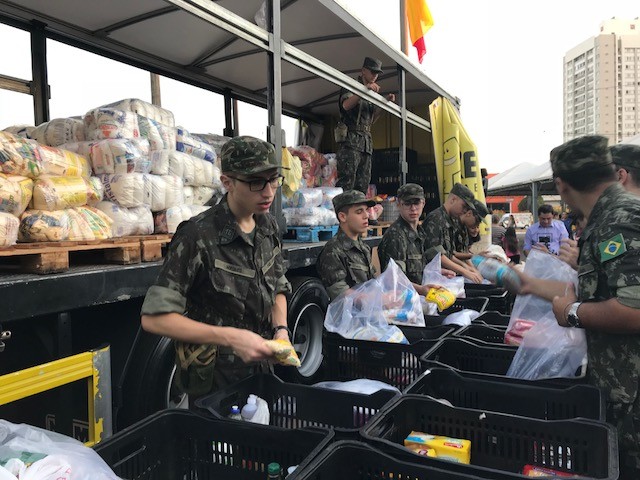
[31,175,102,211]
[84,108,139,141]
[19,209,70,242]
[0,174,33,217]
[138,115,176,150]
[175,127,216,162]
[0,132,43,178]
[100,173,150,208]
[283,188,323,208]
[2,125,35,139]
[67,206,112,241]
[88,139,151,174]
[150,150,220,188]
[0,212,19,246]
[183,185,216,205]
[100,98,175,127]
[284,207,338,226]
[148,174,184,212]
[154,205,209,234]
[192,133,230,156]
[36,144,91,177]
[319,187,343,210]
[95,201,153,237]
[30,118,85,147]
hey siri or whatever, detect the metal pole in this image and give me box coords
[223,88,235,136]
[398,0,408,185]
[531,182,538,215]
[30,21,49,125]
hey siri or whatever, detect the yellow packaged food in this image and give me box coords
[404,431,471,464]
[264,338,301,367]
[425,287,456,312]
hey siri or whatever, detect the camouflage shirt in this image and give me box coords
[423,206,459,260]
[453,218,470,253]
[578,183,640,460]
[316,228,376,301]
[141,194,291,357]
[338,79,376,154]
[378,216,429,284]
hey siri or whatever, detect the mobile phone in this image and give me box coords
[538,235,551,245]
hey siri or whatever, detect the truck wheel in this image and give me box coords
[276,276,328,384]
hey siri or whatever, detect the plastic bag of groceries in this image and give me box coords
[421,253,465,315]
[324,277,408,344]
[506,249,586,380]
[378,259,425,327]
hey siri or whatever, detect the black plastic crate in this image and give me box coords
[94,409,333,480]
[194,373,398,431]
[289,440,490,480]
[325,325,455,390]
[472,310,511,327]
[361,395,618,479]
[405,367,605,420]
[453,324,508,345]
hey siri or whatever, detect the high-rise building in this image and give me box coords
[564,18,640,143]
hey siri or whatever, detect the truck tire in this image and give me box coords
[276,276,329,384]
[119,333,186,429]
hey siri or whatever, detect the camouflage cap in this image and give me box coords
[472,199,490,223]
[332,190,376,212]
[449,183,475,209]
[220,135,285,175]
[397,183,424,201]
[610,143,640,170]
[550,135,613,177]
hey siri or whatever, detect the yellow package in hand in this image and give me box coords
[425,287,456,312]
[404,431,471,464]
[264,339,301,367]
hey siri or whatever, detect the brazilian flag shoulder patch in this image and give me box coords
[598,233,627,263]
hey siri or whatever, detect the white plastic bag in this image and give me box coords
[378,259,425,327]
[506,250,586,380]
[313,379,400,395]
[442,309,481,326]
[324,278,408,344]
[0,420,119,480]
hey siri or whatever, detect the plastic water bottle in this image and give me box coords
[471,255,522,293]
[267,462,282,480]
[241,395,258,421]
[228,405,242,421]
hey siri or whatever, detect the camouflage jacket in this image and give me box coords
[453,218,470,253]
[378,216,429,284]
[578,183,640,455]
[423,206,459,260]
[338,79,376,154]
[316,228,376,301]
[141,194,291,356]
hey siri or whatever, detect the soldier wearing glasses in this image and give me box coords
[141,136,292,404]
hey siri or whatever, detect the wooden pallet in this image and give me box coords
[0,234,173,274]
[283,225,339,243]
[363,221,391,238]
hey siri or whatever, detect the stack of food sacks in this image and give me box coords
[282,187,342,226]
[0,129,111,243]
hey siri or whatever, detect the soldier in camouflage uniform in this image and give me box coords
[453,198,490,261]
[141,136,292,403]
[336,57,396,193]
[316,190,376,301]
[519,135,640,477]
[422,183,484,283]
[611,143,640,197]
[378,184,444,295]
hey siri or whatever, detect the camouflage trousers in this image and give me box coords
[608,398,640,477]
[336,145,371,194]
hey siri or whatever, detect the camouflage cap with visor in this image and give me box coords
[332,190,376,212]
[610,143,640,170]
[397,183,425,202]
[220,135,287,175]
[550,135,613,177]
[472,199,490,224]
[449,182,476,210]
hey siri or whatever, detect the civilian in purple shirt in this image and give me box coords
[523,204,569,255]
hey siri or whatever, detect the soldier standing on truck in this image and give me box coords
[335,57,396,194]
[518,135,640,478]
[140,136,292,406]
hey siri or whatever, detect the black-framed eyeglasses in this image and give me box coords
[229,175,284,191]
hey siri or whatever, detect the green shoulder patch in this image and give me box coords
[598,233,627,263]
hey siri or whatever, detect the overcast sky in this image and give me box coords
[343,0,639,173]
[1,1,638,174]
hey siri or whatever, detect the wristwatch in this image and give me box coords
[566,302,583,328]
[273,325,292,337]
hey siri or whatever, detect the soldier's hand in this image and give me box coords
[366,82,380,93]
[386,93,396,102]
[552,283,578,327]
[559,238,579,271]
[441,268,456,278]
[229,329,274,364]
[464,270,484,284]
[273,327,290,341]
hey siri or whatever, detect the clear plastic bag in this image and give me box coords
[313,379,400,395]
[378,259,425,327]
[0,420,119,479]
[421,253,465,298]
[506,249,586,380]
[324,277,408,344]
